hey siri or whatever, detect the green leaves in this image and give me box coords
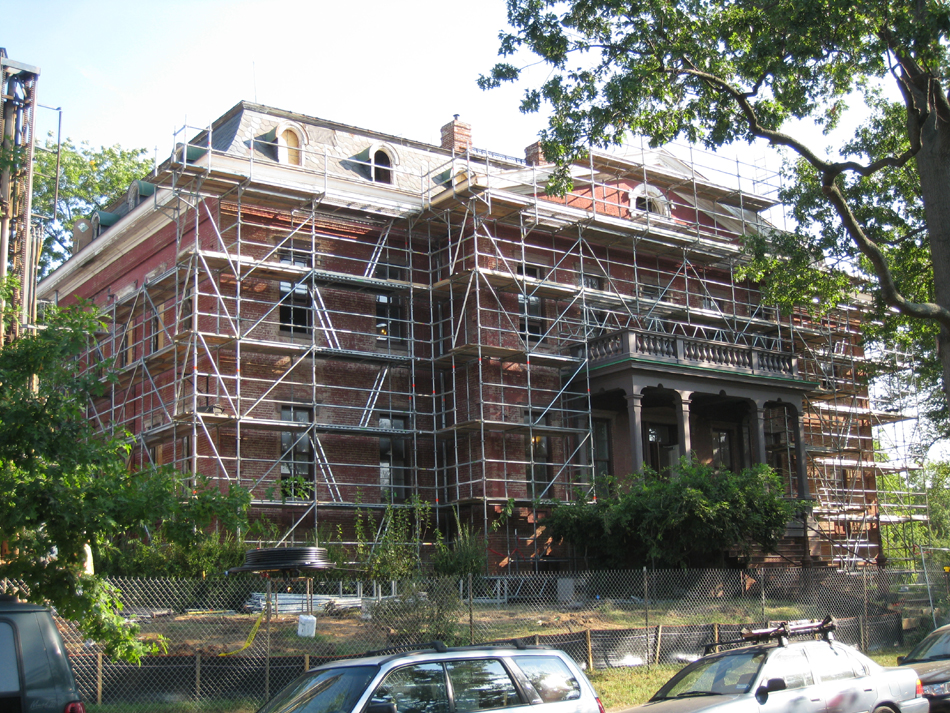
[484,0,950,432]
[32,136,152,277]
[545,461,799,568]
[0,305,250,661]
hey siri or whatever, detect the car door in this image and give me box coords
[370,663,451,713]
[806,643,877,713]
[755,647,825,713]
[509,654,591,713]
[445,658,533,713]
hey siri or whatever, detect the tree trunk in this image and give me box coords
[914,112,950,406]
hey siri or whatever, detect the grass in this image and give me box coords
[588,647,914,711]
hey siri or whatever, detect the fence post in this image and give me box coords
[468,574,474,645]
[266,579,272,702]
[644,566,650,671]
[759,568,766,624]
[862,566,869,651]
[96,652,102,705]
[585,629,594,671]
[304,654,310,672]
[196,652,201,699]
[654,624,663,665]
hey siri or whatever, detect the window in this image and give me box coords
[375,264,404,342]
[380,414,408,502]
[512,656,581,703]
[628,185,670,218]
[582,273,603,290]
[763,648,814,690]
[807,644,859,683]
[280,405,313,501]
[525,412,550,499]
[0,622,22,698]
[373,150,393,184]
[712,428,734,471]
[115,325,130,368]
[445,659,520,712]
[372,663,449,713]
[276,124,305,166]
[645,423,677,473]
[639,283,661,301]
[279,249,312,334]
[518,265,544,344]
[592,419,612,496]
[151,306,164,353]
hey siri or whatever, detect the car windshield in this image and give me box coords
[257,665,378,713]
[905,630,950,662]
[653,651,766,699]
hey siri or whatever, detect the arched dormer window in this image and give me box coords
[367,143,400,184]
[628,184,670,218]
[275,123,306,166]
[373,150,392,184]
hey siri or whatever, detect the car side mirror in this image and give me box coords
[897,656,906,665]
[756,678,787,697]
[367,704,397,713]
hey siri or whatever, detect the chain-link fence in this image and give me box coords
[57,566,948,712]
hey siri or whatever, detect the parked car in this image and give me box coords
[257,642,605,713]
[623,618,925,713]
[898,621,950,712]
[0,594,85,713]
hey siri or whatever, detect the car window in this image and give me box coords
[807,644,857,682]
[906,628,950,662]
[0,622,20,695]
[445,659,521,711]
[371,663,449,713]
[511,656,581,703]
[655,651,766,698]
[258,665,377,713]
[763,648,813,690]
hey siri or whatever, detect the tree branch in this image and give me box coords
[821,179,950,327]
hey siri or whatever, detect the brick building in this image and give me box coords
[37,102,907,571]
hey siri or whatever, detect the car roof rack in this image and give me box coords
[703,616,837,655]
[361,638,542,661]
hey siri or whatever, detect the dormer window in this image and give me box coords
[636,196,660,213]
[373,150,392,184]
[275,123,306,166]
[628,184,671,218]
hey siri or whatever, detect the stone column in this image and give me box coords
[625,391,644,475]
[675,390,693,459]
[750,399,768,465]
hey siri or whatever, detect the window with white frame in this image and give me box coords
[280,405,313,501]
[524,411,551,499]
[518,265,545,344]
[375,263,404,342]
[279,247,312,334]
[628,184,671,218]
[276,123,305,166]
[380,413,409,502]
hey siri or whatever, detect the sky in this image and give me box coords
[5,0,551,160]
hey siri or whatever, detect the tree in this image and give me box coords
[0,304,250,661]
[544,462,799,568]
[480,0,950,435]
[32,137,152,277]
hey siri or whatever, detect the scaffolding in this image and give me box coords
[56,105,929,570]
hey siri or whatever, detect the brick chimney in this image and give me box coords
[525,141,547,166]
[440,115,472,153]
